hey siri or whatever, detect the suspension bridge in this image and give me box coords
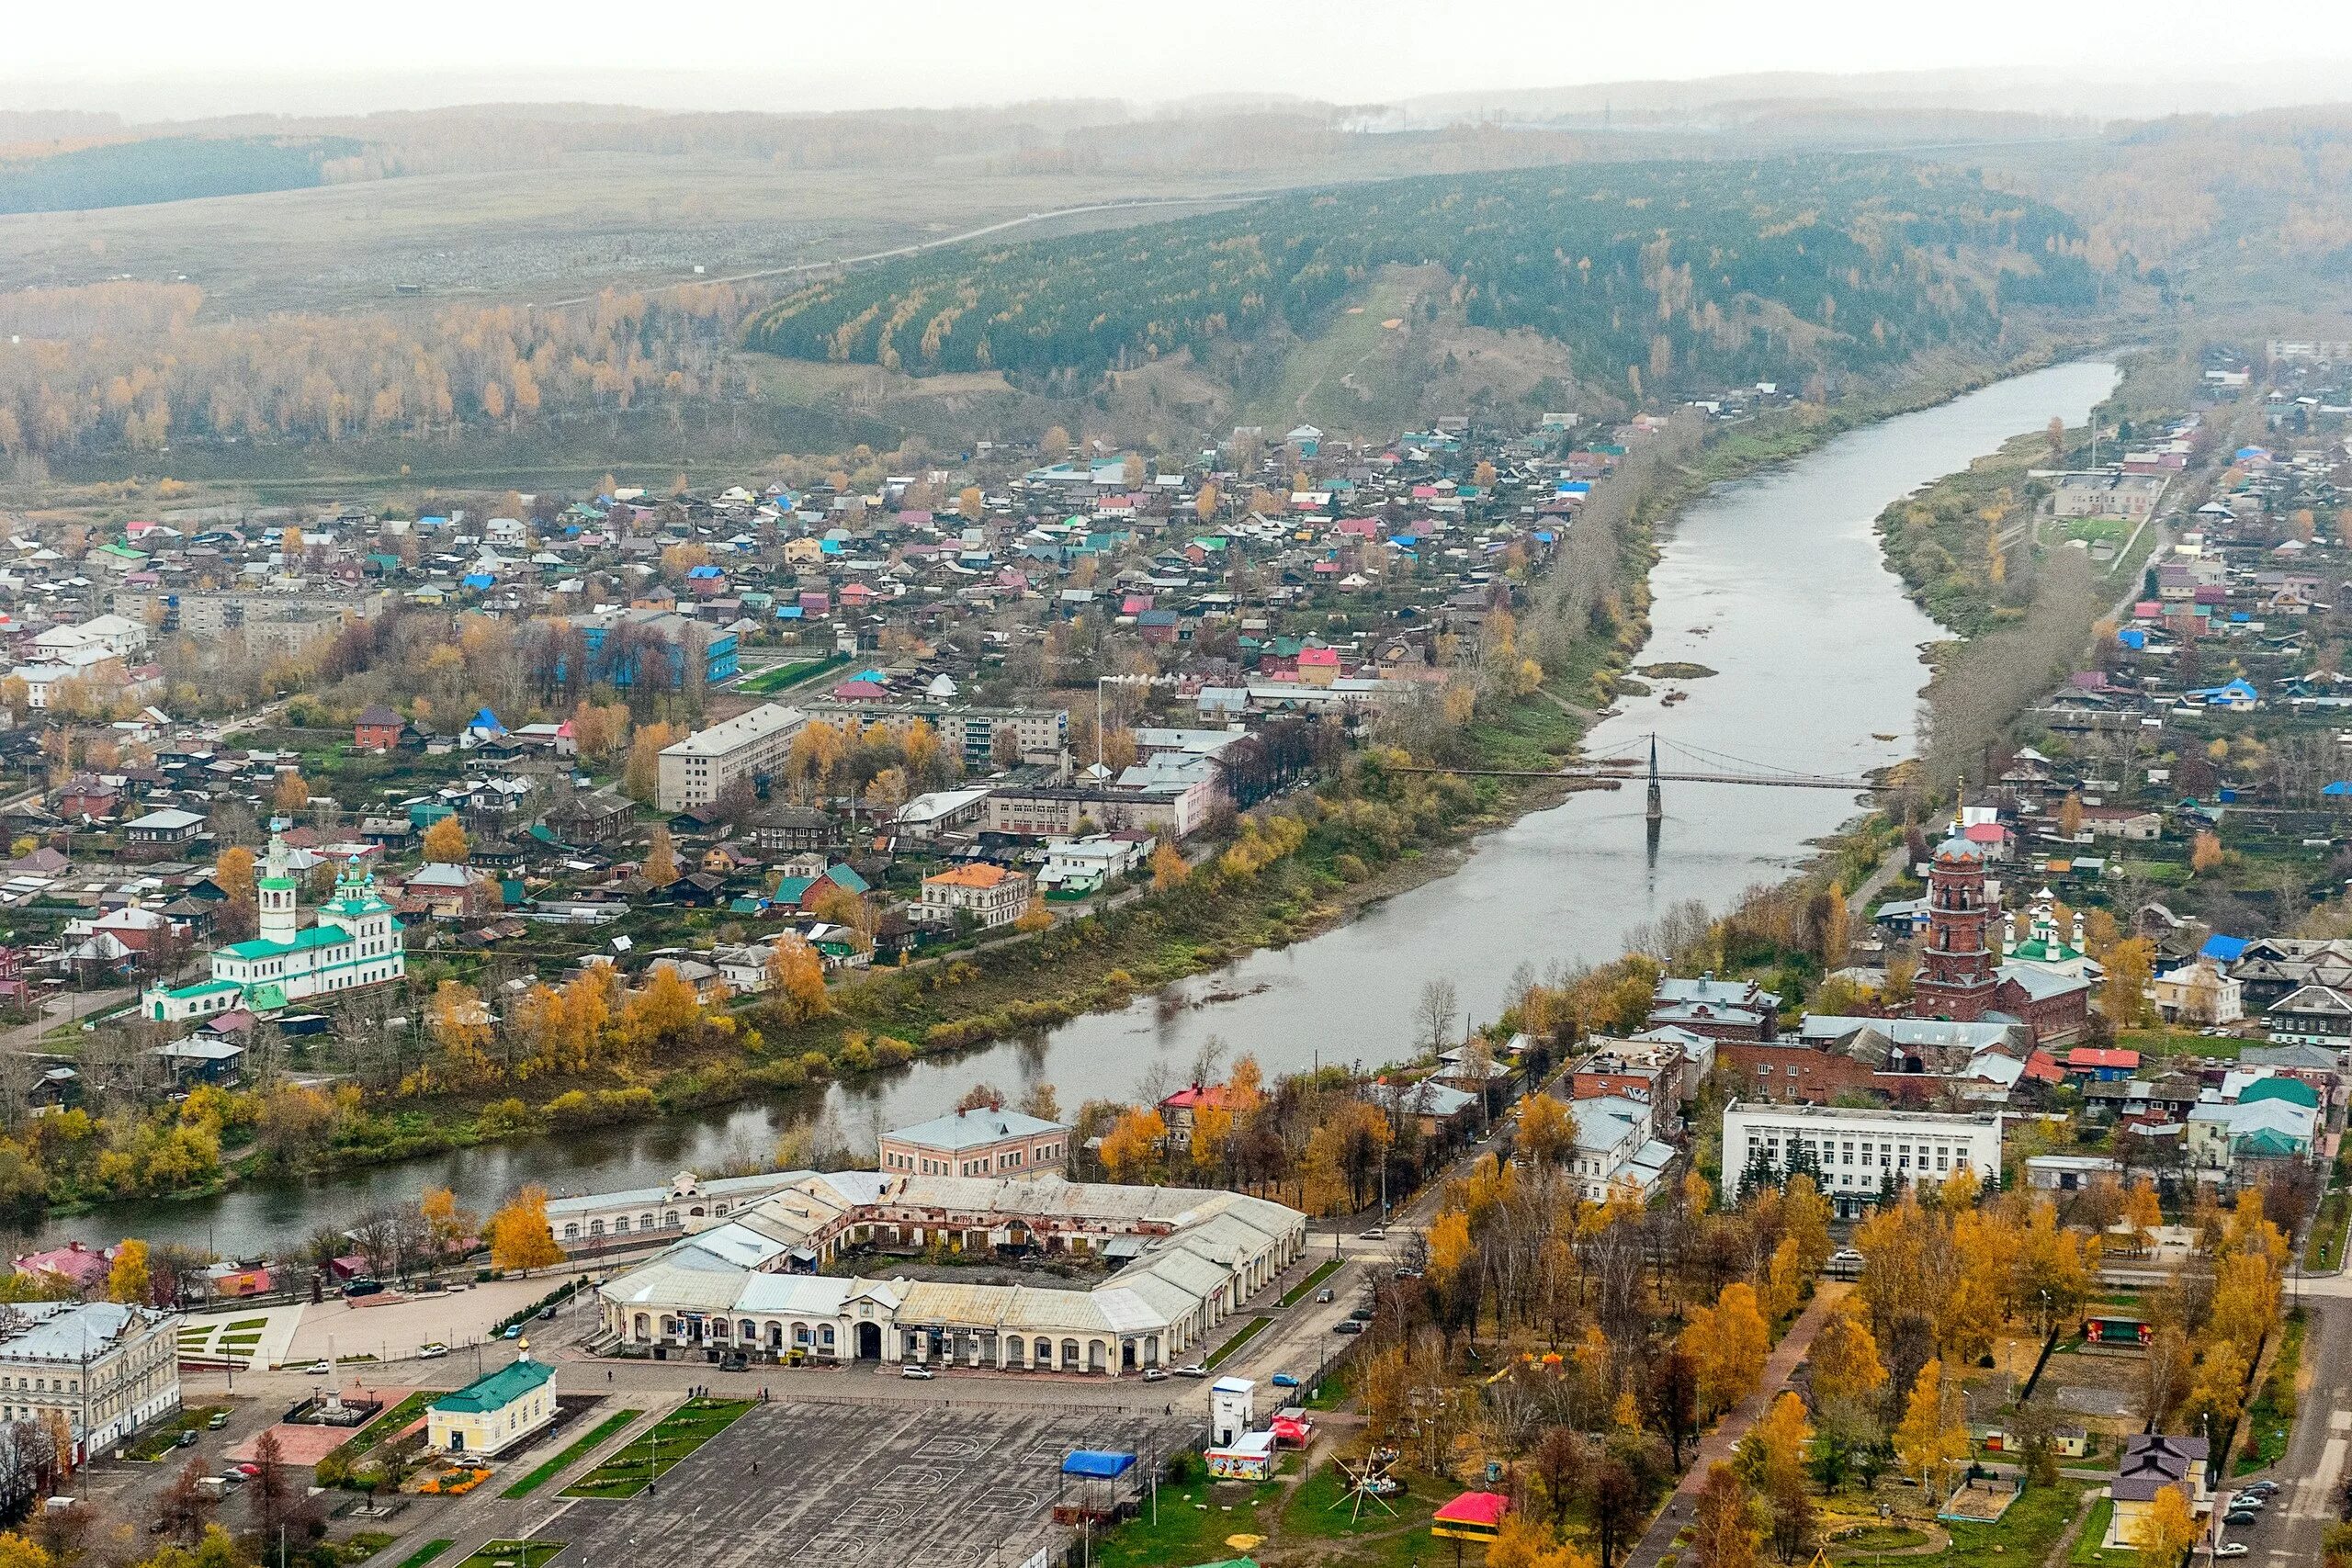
[1388,734,1905,809]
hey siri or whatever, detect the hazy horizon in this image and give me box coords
[12,0,2352,123]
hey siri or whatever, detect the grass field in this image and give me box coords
[392,1544,453,1568]
[339,1390,443,1459]
[560,1398,752,1499]
[1203,1316,1272,1371]
[1277,1258,1343,1308]
[124,1404,232,1461]
[453,1542,563,1568]
[502,1410,642,1499]
[737,653,847,694]
[1240,269,1429,438]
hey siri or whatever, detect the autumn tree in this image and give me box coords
[1150,842,1191,893]
[106,1238,149,1304]
[1682,1281,1770,1416]
[1807,1300,1887,1407]
[272,772,310,814]
[2103,937,2156,1029]
[2132,1484,2199,1567]
[2190,829,2223,875]
[1012,896,1054,934]
[420,815,468,863]
[1689,1462,1759,1568]
[487,1184,563,1272]
[642,827,680,887]
[1894,1358,1970,1495]
[1518,1091,1577,1168]
[1100,1108,1166,1182]
[2058,792,2085,839]
[423,980,494,1089]
[763,934,829,1021]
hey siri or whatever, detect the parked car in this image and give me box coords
[1174,1364,1208,1378]
[537,1305,557,1320]
[1271,1372,1302,1388]
[175,1431,198,1449]
[417,1343,449,1359]
[1357,1229,1385,1241]
[1142,1368,1167,1382]
[341,1280,383,1300]
[720,1351,748,1371]
[900,1365,935,1381]
[2223,1512,2258,1528]
[1348,1308,1375,1324]
[205,1413,229,1430]
[1333,1320,1365,1336]
[2241,1481,2278,1495]
[499,1325,523,1339]
[2216,1544,2249,1558]
[303,1361,332,1376]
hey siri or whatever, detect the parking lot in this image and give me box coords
[553,1397,1196,1568]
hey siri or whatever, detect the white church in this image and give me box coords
[143,837,406,1023]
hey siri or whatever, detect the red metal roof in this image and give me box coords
[1433,1492,1511,1529]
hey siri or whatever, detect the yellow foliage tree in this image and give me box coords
[2103,937,2156,1029]
[421,815,468,863]
[1808,1300,1887,1406]
[764,935,829,1021]
[106,1238,149,1304]
[1012,896,1054,934]
[273,772,310,813]
[487,1185,563,1273]
[1150,841,1192,893]
[642,827,680,888]
[618,966,703,1056]
[1894,1359,1970,1494]
[1100,1108,1166,1182]
[2131,1483,2200,1566]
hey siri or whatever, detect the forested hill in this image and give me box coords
[743,158,2103,396]
[0,136,367,214]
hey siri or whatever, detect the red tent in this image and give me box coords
[1269,1416,1312,1448]
[1431,1491,1510,1541]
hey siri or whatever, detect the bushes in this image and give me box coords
[543,1088,655,1130]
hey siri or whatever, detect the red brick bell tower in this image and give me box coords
[1912,837,1998,1021]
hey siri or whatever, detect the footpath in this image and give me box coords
[1622,1281,1850,1568]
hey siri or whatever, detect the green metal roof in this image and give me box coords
[2242,1077,2319,1109]
[221,926,360,961]
[429,1356,554,1414]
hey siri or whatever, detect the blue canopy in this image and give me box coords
[1061,1450,1136,1479]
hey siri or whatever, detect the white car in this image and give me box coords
[2215,1545,2249,1558]
[303,1360,332,1376]
[1142,1368,1168,1382]
[1174,1363,1208,1378]
[900,1364,935,1381]
[417,1343,449,1359]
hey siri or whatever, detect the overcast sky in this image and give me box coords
[12,0,2352,119]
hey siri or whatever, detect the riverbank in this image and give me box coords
[40,357,2126,1252]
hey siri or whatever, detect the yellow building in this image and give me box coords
[425,1348,555,1457]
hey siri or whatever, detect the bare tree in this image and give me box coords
[1414,979,1460,1055]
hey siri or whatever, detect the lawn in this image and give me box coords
[1278,1259,1343,1308]
[502,1410,642,1499]
[2238,1309,2306,1474]
[339,1390,443,1459]
[392,1544,453,1568]
[124,1404,231,1461]
[1936,1483,2093,1568]
[1093,1455,1446,1568]
[2117,1028,2241,1062]
[738,654,844,694]
[560,1398,751,1499]
[453,1542,564,1568]
[2069,1499,2139,1567]
[1203,1317,1272,1371]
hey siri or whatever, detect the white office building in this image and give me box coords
[657,704,808,812]
[1722,1101,2004,1215]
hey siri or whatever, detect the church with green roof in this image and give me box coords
[142,835,406,1024]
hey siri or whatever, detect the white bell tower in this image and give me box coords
[257,834,300,945]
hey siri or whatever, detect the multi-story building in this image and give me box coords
[1721,1100,2004,1216]
[804,700,1065,768]
[0,1301,181,1462]
[141,840,404,1023]
[878,1109,1069,1178]
[550,609,738,692]
[656,704,807,812]
[916,863,1032,928]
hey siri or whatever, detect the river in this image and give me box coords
[46,360,2120,1258]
